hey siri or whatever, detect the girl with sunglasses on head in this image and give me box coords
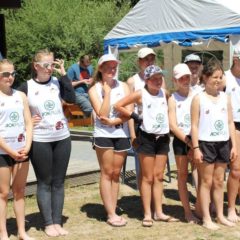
[0,59,33,240]
[18,49,75,237]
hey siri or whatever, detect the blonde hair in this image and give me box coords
[0,59,14,71]
[32,49,54,78]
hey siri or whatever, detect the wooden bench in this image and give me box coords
[63,104,92,127]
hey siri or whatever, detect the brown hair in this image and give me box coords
[200,59,223,84]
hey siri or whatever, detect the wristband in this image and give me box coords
[193,146,199,149]
[130,112,142,124]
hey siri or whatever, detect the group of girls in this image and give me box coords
[89,52,238,231]
[0,49,75,240]
[0,49,239,239]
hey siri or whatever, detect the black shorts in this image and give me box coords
[234,122,240,131]
[199,140,230,164]
[0,154,29,167]
[93,137,131,152]
[173,136,190,155]
[136,129,170,155]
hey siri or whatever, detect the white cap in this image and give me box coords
[184,53,201,63]
[173,63,191,79]
[137,47,156,59]
[233,46,240,57]
[98,54,120,66]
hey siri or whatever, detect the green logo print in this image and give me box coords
[214,120,224,131]
[9,112,19,122]
[156,113,164,123]
[44,100,55,111]
[184,114,190,124]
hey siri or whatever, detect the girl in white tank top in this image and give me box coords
[191,60,237,230]
[89,54,130,227]
[168,63,199,223]
[0,59,33,240]
[115,65,177,227]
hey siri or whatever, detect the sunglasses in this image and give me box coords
[36,62,55,69]
[0,71,16,78]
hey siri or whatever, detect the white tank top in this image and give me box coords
[0,90,27,154]
[93,80,129,138]
[198,91,229,141]
[27,78,70,142]
[140,88,169,134]
[225,70,240,122]
[133,73,144,115]
[190,84,204,95]
[172,92,194,135]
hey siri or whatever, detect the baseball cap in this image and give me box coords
[184,54,201,63]
[173,63,191,79]
[144,65,164,80]
[137,47,156,59]
[233,46,240,57]
[98,53,120,66]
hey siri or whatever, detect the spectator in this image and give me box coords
[67,54,93,117]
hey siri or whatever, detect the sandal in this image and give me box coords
[107,217,127,227]
[142,219,153,227]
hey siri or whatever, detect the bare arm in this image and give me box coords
[227,95,237,161]
[191,95,203,163]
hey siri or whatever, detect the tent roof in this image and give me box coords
[104,0,240,51]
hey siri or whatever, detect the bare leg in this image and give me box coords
[175,155,199,223]
[96,147,127,224]
[213,163,235,227]
[0,167,11,240]
[12,162,35,240]
[198,162,219,230]
[139,153,155,222]
[227,130,240,222]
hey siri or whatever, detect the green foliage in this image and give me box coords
[2,0,130,85]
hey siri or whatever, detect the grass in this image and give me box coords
[5,173,240,240]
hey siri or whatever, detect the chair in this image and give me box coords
[63,104,92,127]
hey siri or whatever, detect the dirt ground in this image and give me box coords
[5,171,240,240]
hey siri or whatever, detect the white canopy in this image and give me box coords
[104,0,240,84]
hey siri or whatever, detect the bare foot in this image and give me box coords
[44,225,59,237]
[202,221,220,230]
[217,217,236,227]
[185,213,200,224]
[227,208,240,223]
[54,224,69,236]
[0,235,10,240]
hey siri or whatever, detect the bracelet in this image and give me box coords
[193,146,199,149]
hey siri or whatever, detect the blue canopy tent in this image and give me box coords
[104,0,240,84]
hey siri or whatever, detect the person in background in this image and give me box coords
[191,59,237,230]
[67,54,93,117]
[168,63,199,223]
[0,59,33,240]
[184,53,203,94]
[88,53,131,227]
[223,46,240,223]
[18,49,75,237]
[115,65,178,227]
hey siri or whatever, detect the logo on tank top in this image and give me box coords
[156,113,164,123]
[10,112,19,122]
[44,100,55,110]
[5,112,24,128]
[184,114,190,124]
[210,120,226,136]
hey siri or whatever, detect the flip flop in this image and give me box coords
[142,219,153,227]
[107,217,127,227]
[154,216,179,222]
